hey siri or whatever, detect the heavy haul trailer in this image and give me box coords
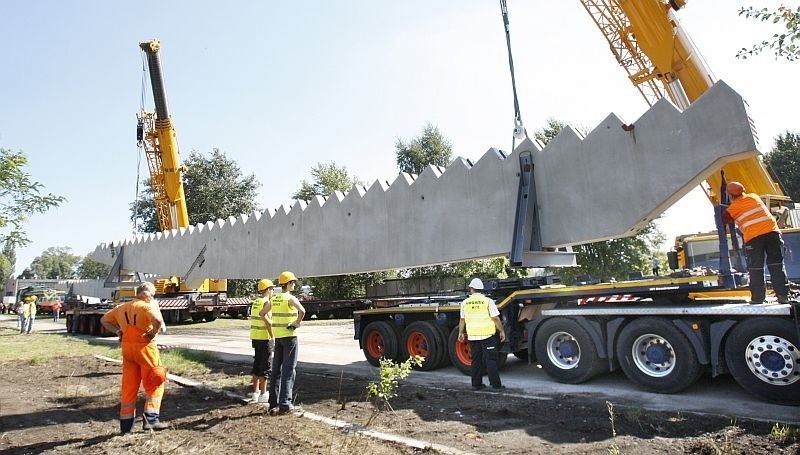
[354,276,800,405]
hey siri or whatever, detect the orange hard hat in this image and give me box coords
[726,181,745,196]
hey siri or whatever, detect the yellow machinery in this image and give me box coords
[580,0,799,279]
[128,40,228,320]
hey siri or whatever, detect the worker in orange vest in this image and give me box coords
[723,181,790,304]
[101,282,168,433]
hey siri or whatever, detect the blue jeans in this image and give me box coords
[21,316,34,334]
[268,336,298,410]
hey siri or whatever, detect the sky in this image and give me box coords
[1,1,798,275]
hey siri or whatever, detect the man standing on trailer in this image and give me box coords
[100,282,169,433]
[458,278,506,391]
[723,181,790,304]
[266,271,305,415]
[249,279,275,403]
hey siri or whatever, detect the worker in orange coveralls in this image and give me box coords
[101,282,168,433]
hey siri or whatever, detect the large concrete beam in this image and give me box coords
[90,81,758,281]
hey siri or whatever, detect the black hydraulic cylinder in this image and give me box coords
[140,41,170,120]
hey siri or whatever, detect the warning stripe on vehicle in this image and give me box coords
[226,297,252,306]
[577,295,640,305]
[157,299,190,309]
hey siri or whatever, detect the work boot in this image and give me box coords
[143,412,169,431]
[120,418,134,434]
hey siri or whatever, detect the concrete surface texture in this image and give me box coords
[90,81,758,281]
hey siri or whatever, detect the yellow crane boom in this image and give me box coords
[137,39,190,231]
[580,0,784,204]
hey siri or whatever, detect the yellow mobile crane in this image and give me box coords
[129,39,239,322]
[580,0,799,280]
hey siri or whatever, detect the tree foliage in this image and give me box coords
[0,148,66,248]
[77,256,112,279]
[395,123,453,175]
[764,131,800,202]
[737,5,800,61]
[129,148,261,297]
[29,246,80,279]
[131,148,261,232]
[292,162,362,202]
[553,223,665,285]
[534,118,570,145]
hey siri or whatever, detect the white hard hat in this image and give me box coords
[468,278,484,290]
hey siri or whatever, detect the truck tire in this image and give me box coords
[204,312,217,322]
[724,317,800,405]
[362,321,402,367]
[66,315,73,333]
[448,326,508,376]
[87,316,98,336]
[616,317,702,393]
[402,321,446,371]
[431,323,452,368]
[534,317,605,384]
[191,314,204,323]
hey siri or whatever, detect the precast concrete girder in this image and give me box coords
[91,81,758,283]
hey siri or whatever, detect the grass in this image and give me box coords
[160,348,220,376]
[771,423,800,442]
[0,326,120,361]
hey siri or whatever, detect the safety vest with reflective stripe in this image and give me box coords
[270,292,298,338]
[727,193,779,243]
[250,296,271,340]
[462,294,495,339]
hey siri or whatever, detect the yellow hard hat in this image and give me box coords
[23,295,36,302]
[257,279,274,292]
[278,271,297,285]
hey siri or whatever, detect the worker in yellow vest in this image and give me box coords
[458,278,506,391]
[20,295,37,334]
[266,271,305,415]
[249,279,275,403]
[723,181,790,304]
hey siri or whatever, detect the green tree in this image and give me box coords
[395,123,453,175]
[534,118,569,145]
[764,131,800,202]
[0,148,66,248]
[30,246,80,279]
[77,256,112,279]
[554,223,665,285]
[292,162,363,202]
[130,148,261,297]
[534,120,665,284]
[737,5,800,61]
[131,148,261,231]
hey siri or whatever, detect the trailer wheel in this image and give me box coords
[616,318,701,393]
[724,317,800,405]
[204,312,217,322]
[449,326,472,375]
[535,317,605,384]
[448,326,509,376]
[87,316,98,336]
[66,315,73,333]
[362,321,402,367]
[402,321,446,371]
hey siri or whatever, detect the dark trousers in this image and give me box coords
[470,333,502,388]
[745,231,788,302]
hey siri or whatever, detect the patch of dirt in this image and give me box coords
[0,355,798,455]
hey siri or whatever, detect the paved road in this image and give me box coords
[3,315,798,424]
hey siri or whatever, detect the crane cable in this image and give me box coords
[500,0,526,152]
[133,51,149,234]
